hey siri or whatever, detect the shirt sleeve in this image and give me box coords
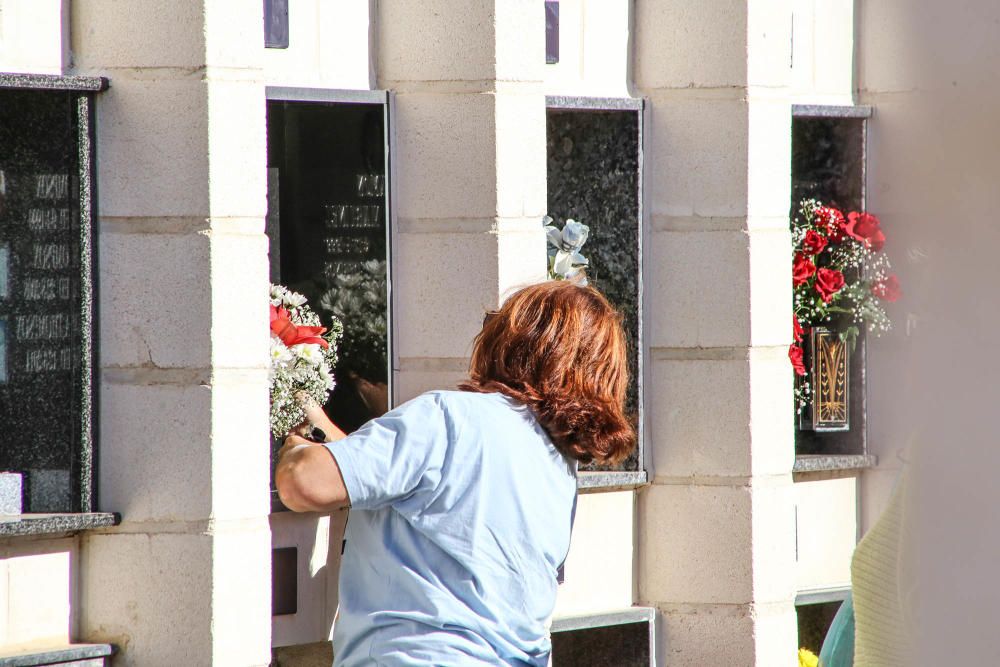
[323,392,451,511]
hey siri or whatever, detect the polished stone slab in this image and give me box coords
[0,512,118,537]
[793,454,878,473]
[0,644,113,667]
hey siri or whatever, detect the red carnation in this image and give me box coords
[814,267,845,303]
[814,206,846,239]
[788,344,807,376]
[792,253,816,287]
[793,315,805,343]
[845,211,885,251]
[801,229,828,255]
[872,274,902,302]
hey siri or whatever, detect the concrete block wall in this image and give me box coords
[634,1,798,664]
[377,0,548,404]
[68,2,272,664]
[0,536,77,650]
[262,0,372,89]
[553,491,635,618]
[542,0,632,98]
[790,0,856,104]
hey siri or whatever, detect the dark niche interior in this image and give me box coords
[797,599,845,657]
[547,108,641,471]
[266,99,391,495]
[551,621,651,667]
[792,116,867,456]
[0,89,88,513]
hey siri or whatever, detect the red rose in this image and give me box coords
[792,253,816,287]
[788,344,807,376]
[793,315,805,343]
[814,206,845,238]
[814,267,845,302]
[845,211,885,251]
[801,230,828,255]
[872,274,902,302]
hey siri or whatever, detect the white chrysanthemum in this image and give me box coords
[270,338,293,367]
[284,291,308,308]
[270,284,288,306]
[318,362,335,390]
[294,343,323,365]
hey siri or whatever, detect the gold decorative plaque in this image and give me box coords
[811,327,850,432]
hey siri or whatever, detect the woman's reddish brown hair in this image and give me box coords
[459,281,635,465]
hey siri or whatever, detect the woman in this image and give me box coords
[276,281,634,666]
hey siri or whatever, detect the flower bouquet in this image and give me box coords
[544,216,590,284]
[269,284,343,438]
[790,199,901,415]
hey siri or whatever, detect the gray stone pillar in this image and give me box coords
[634,1,799,664]
[71,3,272,664]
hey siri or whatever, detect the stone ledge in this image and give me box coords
[0,644,114,667]
[552,607,655,633]
[0,72,109,92]
[793,454,878,473]
[0,513,120,538]
[792,104,873,119]
[577,470,648,493]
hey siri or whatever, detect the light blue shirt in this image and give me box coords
[325,390,577,667]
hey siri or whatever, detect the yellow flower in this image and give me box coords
[798,647,819,667]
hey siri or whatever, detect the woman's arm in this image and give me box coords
[275,434,351,512]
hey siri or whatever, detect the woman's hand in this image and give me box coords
[301,400,347,443]
[293,394,347,443]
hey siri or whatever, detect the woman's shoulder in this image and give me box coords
[421,389,522,412]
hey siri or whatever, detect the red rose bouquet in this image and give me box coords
[790,199,901,411]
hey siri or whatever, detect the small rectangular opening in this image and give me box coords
[551,621,650,667]
[791,113,868,457]
[272,546,298,616]
[796,599,845,656]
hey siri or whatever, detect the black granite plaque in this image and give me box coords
[266,100,390,447]
[0,88,91,512]
[547,108,641,471]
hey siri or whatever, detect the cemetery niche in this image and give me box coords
[546,104,642,472]
[0,86,97,513]
[266,97,391,488]
[792,112,868,457]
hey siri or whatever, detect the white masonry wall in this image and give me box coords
[634,1,799,664]
[262,0,372,90]
[70,2,274,664]
[790,0,856,105]
[542,0,631,98]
